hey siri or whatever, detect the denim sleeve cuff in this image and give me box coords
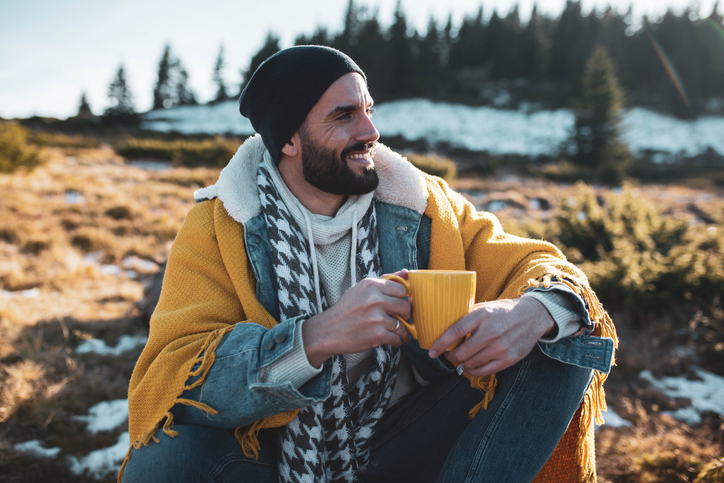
[523,290,584,343]
[260,317,322,387]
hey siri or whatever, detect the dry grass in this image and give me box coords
[0,147,722,481]
[0,146,219,481]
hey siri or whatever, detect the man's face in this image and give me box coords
[297,73,380,196]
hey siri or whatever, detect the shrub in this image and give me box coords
[104,205,132,220]
[0,123,42,173]
[407,153,457,182]
[695,457,724,483]
[517,182,724,320]
[115,136,239,168]
[28,131,101,149]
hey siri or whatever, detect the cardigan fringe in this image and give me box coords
[117,325,235,482]
[524,274,618,483]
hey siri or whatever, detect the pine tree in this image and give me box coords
[152,44,197,109]
[355,12,391,100]
[335,0,362,56]
[295,26,332,46]
[77,92,93,117]
[387,0,419,97]
[419,16,444,97]
[105,64,135,116]
[520,5,549,81]
[212,45,229,103]
[550,1,585,82]
[153,44,174,110]
[572,46,631,183]
[492,6,522,79]
[175,65,197,105]
[441,14,454,68]
[240,33,281,93]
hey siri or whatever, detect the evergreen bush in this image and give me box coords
[115,136,239,168]
[0,123,42,173]
[406,153,457,182]
[523,183,723,322]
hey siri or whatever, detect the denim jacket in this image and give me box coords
[171,200,615,430]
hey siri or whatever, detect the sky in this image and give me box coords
[0,0,718,120]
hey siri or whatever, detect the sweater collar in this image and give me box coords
[194,134,428,225]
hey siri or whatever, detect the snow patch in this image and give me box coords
[640,367,724,425]
[65,191,84,204]
[73,399,129,434]
[67,432,130,480]
[0,288,40,298]
[14,440,61,458]
[140,99,724,159]
[76,335,147,356]
[620,107,724,160]
[602,408,632,428]
[121,256,158,273]
[141,100,253,135]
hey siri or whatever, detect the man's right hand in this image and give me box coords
[302,270,412,368]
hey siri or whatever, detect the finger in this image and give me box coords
[453,346,498,372]
[385,297,411,322]
[389,317,411,342]
[374,323,409,348]
[387,269,409,280]
[428,316,478,359]
[380,278,409,298]
[461,359,507,379]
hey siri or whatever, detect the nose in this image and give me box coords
[356,112,379,144]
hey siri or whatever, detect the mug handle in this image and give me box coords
[382,274,418,340]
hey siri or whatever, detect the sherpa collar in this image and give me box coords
[194,134,429,224]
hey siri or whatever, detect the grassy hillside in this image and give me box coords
[0,140,722,481]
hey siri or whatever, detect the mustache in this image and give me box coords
[341,141,377,160]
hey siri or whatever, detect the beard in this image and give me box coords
[299,125,379,196]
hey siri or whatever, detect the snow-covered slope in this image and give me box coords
[141,99,724,160]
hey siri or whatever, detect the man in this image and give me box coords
[120,46,616,482]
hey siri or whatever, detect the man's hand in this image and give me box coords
[302,270,411,368]
[428,297,555,378]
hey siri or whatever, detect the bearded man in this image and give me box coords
[120,46,616,483]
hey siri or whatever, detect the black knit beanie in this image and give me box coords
[239,45,366,163]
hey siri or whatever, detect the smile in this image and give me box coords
[346,149,374,164]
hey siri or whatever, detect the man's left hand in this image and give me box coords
[428,297,555,378]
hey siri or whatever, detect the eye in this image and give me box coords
[337,112,352,121]
[367,106,376,117]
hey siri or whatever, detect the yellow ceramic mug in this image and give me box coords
[384,270,476,350]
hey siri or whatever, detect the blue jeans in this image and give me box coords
[122,346,593,482]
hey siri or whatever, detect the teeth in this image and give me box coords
[348,152,372,160]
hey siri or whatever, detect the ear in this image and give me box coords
[281,132,300,157]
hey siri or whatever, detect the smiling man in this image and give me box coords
[120,46,616,483]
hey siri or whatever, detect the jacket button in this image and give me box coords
[263,338,275,351]
[275,331,287,344]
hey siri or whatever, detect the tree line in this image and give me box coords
[98,0,724,120]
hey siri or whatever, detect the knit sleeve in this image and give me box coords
[127,200,298,446]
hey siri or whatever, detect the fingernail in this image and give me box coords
[428,350,437,358]
[456,364,464,375]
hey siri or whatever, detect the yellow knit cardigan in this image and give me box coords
[120,174,617,482]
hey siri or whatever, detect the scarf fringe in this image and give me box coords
[466,374,498,419]
[117,325,234,482]
[524,274,618,483]
[235,419,266,459]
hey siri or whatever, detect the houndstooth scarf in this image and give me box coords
[258,164,400,482]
